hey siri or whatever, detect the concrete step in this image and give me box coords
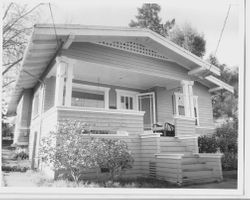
[159,152,193,156]
[181,156,205,165]
[182,177,220,185]
[182,163,210,171]
[160,146,187,152]
[183,169,213,179]
[160,141,183,146]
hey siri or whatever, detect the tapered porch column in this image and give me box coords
[54,56,75,107]
[180,80,194,118]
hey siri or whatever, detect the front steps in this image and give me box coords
[154,137,223,185]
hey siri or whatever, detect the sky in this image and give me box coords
[22,0,242,67]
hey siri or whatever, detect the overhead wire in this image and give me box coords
[204,4,231,77]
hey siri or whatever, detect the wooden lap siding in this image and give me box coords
[193,82,215,134]
[174,118,196,136]
[57,108,144,134]
[57,108,144,178]
[63,42,192,81]
[140,136,160,176]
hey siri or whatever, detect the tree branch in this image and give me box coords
[3,3,44,35]
[3,80,15,88]
[2,3,14,20]
[2,57,22,75]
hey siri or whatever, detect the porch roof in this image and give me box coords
[7,24,234,116]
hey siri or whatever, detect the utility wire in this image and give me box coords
[48,3,60,48]
[214,4,231,56]
[204,4,231,76]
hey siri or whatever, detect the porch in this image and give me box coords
[43,55,198,137]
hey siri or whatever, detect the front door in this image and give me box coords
[138,92,156,130]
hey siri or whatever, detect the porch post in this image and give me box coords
[180,80,194,117]
[64,58,75,107]
[54,56,75,107]
[188,82,194,118]
[54,57,67,106]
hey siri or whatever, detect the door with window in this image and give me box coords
[138,92,156,130]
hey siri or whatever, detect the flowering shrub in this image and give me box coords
[39,120,134,183]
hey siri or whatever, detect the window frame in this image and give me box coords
[173,92,199,126]
[115,89,139,111]
[71,83,110,109]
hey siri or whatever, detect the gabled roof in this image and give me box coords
[7,24,234,116]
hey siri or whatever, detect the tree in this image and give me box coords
[2,3,44,138]
[129,4,206,57]
[129,3,175,37]
[169,24,206,57]
[207,55,238,120]
[2,3,43,78]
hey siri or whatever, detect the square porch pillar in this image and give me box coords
[54,56,75,107]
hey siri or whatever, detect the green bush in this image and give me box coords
[198,134,218,153]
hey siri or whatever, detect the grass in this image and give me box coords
[37,176,177,188]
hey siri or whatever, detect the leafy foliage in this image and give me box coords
[198,134,218,153]
[39,120,96,183]
[129,4,206,57]
[198,121,238,170]
[93,138,134,180]
[40,120,134,183]
[208,55,238,119]
[169,24,206,57]
[129,3,175,37]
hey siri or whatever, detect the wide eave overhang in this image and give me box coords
[7,24,234,116]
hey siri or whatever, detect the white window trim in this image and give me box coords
[137,92,156,127]
[115,89,139,110]
[174,92,185,117]
[72,83,110,109]
[174,92,199,126]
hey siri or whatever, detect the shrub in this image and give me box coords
[198,121,238,170]
[40,120,134,183]
[94,138,134,180]
[216,122,238,154]
[40,120,98,183]
[221,152,238,170]
[198,134,218,153]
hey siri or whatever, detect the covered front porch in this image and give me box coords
[45,55,197,137]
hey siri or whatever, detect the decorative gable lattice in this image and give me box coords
[96,41,169,61]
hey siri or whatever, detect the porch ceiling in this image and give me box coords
[72,60,178,90]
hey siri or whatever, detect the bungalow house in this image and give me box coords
[7,24,234,185]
